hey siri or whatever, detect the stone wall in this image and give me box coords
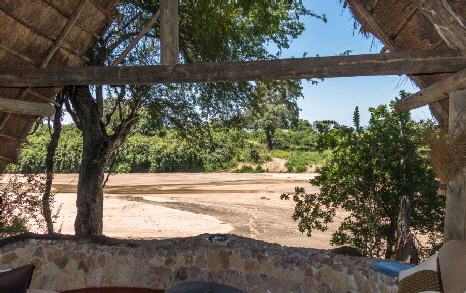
[0,233,397,293]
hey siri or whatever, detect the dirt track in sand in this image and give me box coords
[40,173,348,249]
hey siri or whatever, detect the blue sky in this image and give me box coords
[280,1,432,127]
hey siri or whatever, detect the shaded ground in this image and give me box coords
[46,173,348,249]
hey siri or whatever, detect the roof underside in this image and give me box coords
[0,0,119,172]
[348,0,466,123]
[1,0,466,173]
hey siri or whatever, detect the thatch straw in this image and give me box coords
[0,0,119,173]
[425,125,466,184]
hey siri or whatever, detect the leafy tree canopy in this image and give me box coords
[282,92,445,260]
[83,1,326,132]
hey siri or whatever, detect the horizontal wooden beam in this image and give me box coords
[0,98,56,117]
[395,67,466,113]
[0,50,465,87]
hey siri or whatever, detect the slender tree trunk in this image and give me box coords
[394,195,419,264]
[266,127,275,150]
[43,96,64,234]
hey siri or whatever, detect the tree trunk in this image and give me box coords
[266,127,275,150]
[69,85,110,235]
[68,85,139,236]
[394,195,419,264]
[74,135,109,235]
[43,96,64,234]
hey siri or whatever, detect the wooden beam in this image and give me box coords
[395,67,466,113]
[0,98,55,117]
[413,0,466,55]
[1,50,465,88]
[160,0,179,65]
[445,90,466,242]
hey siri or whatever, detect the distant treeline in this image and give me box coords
[10,120,332,174]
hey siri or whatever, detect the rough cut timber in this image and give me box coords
[160,0,179,65]
[0,98,55,117]
[1,50,465,87]
[395,67,466,113]
[0,0,119,172]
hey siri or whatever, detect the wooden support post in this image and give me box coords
[160,0,179,65]
[0,98,55,117]
[445,90,466,242]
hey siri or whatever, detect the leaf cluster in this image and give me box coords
[283,96,444,259]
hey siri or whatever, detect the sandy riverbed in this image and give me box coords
[26,173,348,249]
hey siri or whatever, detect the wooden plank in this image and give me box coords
[1,50,465,88]
[0,97,55,117]
[413,0,466,55]
[395,67,466,113]
[160,0,179,65]
[445,90,466,242]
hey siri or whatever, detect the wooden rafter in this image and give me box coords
[41,0,90,67]
[1,50,465,87]
[395,67,466,113]
[0,6,90,62]
[0,44,38,67]
[42,0,100,40]
[0,97,55,117]
[349,0,402,52]
[0,0,88,127]
[0,133,27,143]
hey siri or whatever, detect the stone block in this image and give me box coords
[230,250,243,271]
[184,252,193,266]
[97,254,107,267]
[244,259,255,273]
[1,252,18,264]
[194,251,207,268]
[206,250,222,270]
[17,248,31,260]
[71,252,87,260]
[219,250,230,269]
[261,262,275,276]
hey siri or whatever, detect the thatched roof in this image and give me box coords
[1,1,465,173]
[0,0,119,172]
[347,0,466,123]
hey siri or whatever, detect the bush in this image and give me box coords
[0,174,52,236]
[294,165,307,173]
[232,164,255,173]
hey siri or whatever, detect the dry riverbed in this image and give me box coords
[36,173,348,249]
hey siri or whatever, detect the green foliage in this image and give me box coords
[15,119,328,173]
[282,97,445,259]
[0,174,50,237]
[232,165,255,173]
[243,80,303,150]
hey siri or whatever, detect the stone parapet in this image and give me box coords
[0,233,397,292]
